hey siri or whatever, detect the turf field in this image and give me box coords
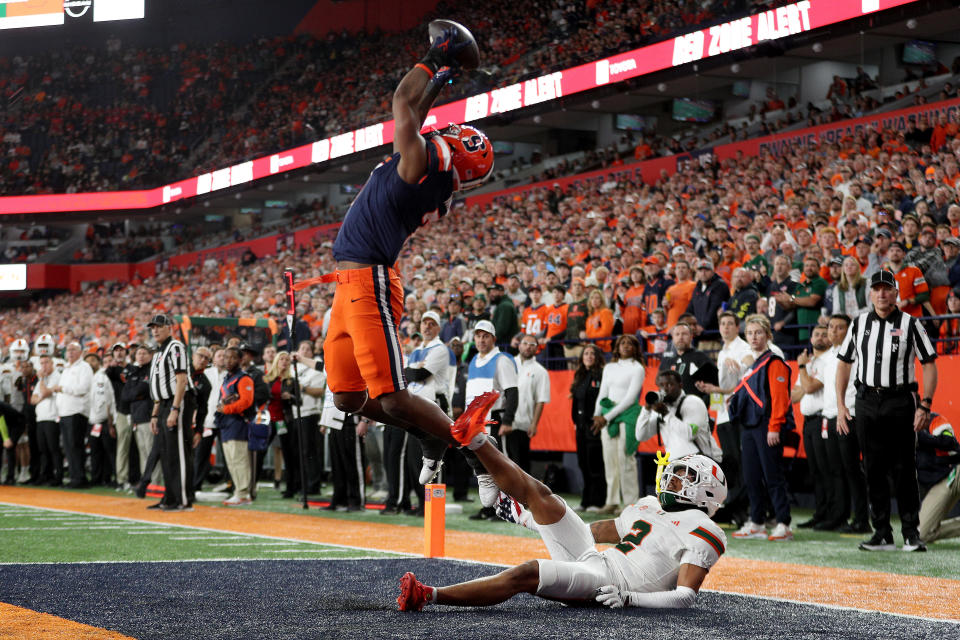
[1,485,958,639]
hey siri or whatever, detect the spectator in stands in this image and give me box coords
[563,279,589,366]
[664,260,695,330]
[938,289,960,355]
[886,241,929,318]
[729,314,795,542]
[585,288,615,353]
[774,256,826,342]
[727,268,760,321]
[831,256,870,317]
[593,334,644,515]
[542,283,569,370]
[570,343,605,513]
[764,254,798,350]
[214,346,254,506]
[658,322,717,407]
[489,284,520,348]
[907,224,951,314]
[686,259,729,352]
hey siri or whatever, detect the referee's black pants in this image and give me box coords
[836,416,869,527]
[854,389,920,540]
[156,392,196,507]
[328,415,364,509]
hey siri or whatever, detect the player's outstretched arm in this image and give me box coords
[393,26,465,183]
[595,564,707,609]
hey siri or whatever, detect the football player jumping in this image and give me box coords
[321,24,498,501]
[398,392,728,611]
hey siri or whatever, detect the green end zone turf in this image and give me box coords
[0,504,406,564]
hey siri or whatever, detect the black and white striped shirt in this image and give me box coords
[149,337,193,401]
[837,309,936,388]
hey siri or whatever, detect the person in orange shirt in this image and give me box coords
[638,307,670,356]
[886,241,929,318]
[520,284,548,338]
[584,288,615,352]
[541,283,569,370]
[619,266,646,336]
[664,259,696,329]
[715,242,741,287]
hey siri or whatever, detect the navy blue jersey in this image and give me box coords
[333,136,455,265]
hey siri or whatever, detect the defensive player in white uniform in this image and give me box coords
[398,391,727,611]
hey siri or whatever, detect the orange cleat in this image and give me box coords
[397,571,431,612]
[451,391,500,448]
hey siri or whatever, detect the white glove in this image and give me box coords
[595,585,626,608]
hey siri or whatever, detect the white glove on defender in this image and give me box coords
[595,585,697,609]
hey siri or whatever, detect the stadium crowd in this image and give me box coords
[2,0,805,196]
[2,103,960,541]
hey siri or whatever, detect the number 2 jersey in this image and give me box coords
[332,135,455,266]
[606,496,726,593]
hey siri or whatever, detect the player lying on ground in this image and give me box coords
[322,22,497,500]
[398,391,728,611]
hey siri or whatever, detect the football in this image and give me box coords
[428,19,480,70]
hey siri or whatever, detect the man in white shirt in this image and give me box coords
[507,335,551,473]
[465,319,518,519]
[822,313,870,533]
[52,342,93,488]
[638,370,721,462]
[30,356,61,486]
[195,347,227,492]
[383,311,457,514]
[293,341,326,495]
[790,326,836,529]
[85,353,116,487]
[695,312,751,524]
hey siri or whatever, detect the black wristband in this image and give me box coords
[918,404,931,412]
[922,396,933,405]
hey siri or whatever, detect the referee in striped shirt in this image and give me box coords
[835,269,937,552]
[147,314,196,511]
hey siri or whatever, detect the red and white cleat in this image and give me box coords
[451,391,500,449]
[397,571,431,612]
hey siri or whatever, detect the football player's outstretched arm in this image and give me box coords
[595,564,707,609]
[392,66,431,184]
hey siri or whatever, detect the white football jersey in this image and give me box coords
[602,496,726,593]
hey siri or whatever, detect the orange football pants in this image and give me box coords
[324,265,406,399]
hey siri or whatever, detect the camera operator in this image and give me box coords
[636,370,722,462]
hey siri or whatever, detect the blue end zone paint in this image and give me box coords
[0,558,956,640]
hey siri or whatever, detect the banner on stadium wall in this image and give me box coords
[0,0,922,216]
[715,97,960,160]
[533,359,954,457]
